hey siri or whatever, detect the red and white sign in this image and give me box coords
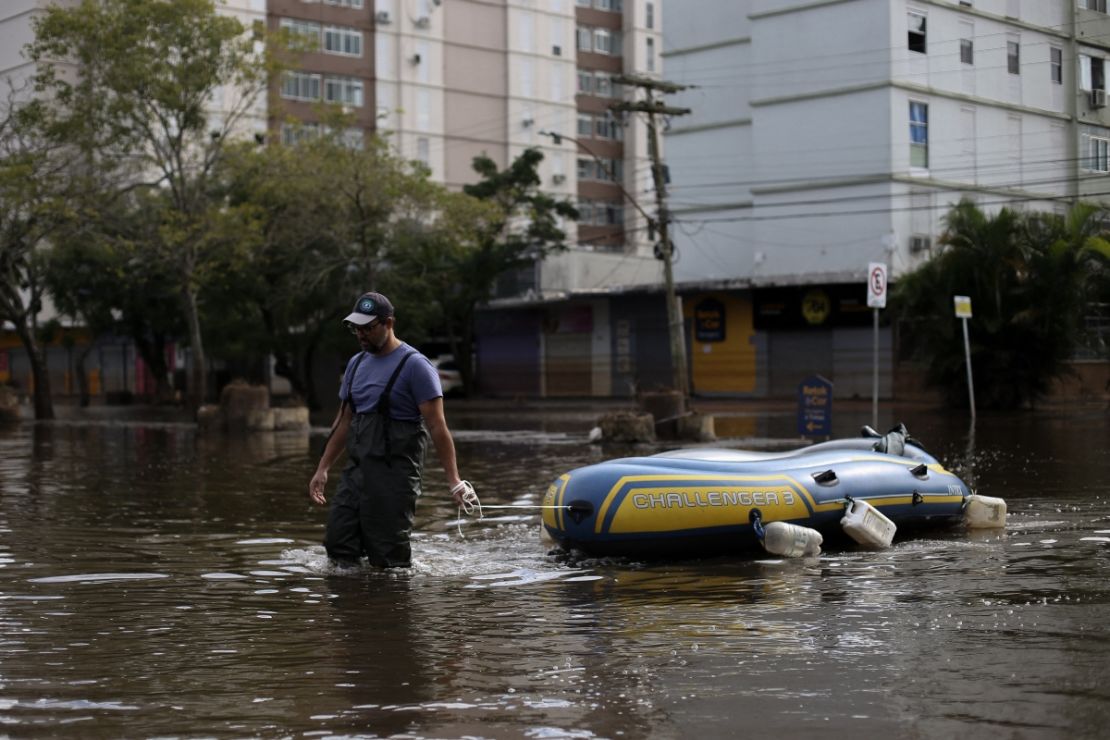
[867,262,888,309]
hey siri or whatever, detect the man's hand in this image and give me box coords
[309,469,328,506]
[451,480,475,507]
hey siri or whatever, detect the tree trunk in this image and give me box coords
[447,313,475,397]
[133,332,173,404]
[15,321,54,420]
[75,340,95,407]
[182,286,206,412]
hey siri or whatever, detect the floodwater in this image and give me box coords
[1,402,1109,738]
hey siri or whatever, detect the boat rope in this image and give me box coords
[452,480,483,536]
[450,481,570,535]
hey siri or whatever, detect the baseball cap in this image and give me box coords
[342,292,395,327]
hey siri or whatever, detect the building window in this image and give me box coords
[577,70,593,94]
[646,37,655,71]
[595,74,612,97]
[577,158,593,179]
[578,26,621,56]
[281,71,321,101]
[1051,47,1063,84]
[281,122,320,145]
[1081,0,1108,13]
[604,202,624,225]
[577,114,593,137]
[577,157,622,182]
[280,18,321,49]
[324,75,363,106]
[646,2,654,29]
[324,25,362,56]
[1081,54,1106,91]
[1088,136,1110,172]
[910,101,928,168]
[595,114,623,140]
[908,12,926,54]
[594,29,612,55]
[960,38,973,65]
[324,0,364,7]
[576,26,592,52]
[1007,40,1020,74]
[416,137,430,166]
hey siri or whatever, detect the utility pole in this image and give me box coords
[611,75,691,404]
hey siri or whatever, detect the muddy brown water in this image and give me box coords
[1,403,1108,738]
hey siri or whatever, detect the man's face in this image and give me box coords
[351,318,389,353]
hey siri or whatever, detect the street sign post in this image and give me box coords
[954,295,976,421]
[867,262,887,428]
[797,375,833,438]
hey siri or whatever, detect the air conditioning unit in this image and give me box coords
[414,15,430,28]
[1092,89,1107,109]
[374,10,390,24]
[552,173,566,184]
[910,235,932,253]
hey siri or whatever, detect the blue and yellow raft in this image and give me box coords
[542,426,972,557]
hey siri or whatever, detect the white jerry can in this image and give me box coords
[964,494,1007,529]
[761,521,823,558]
[840,498,897,549]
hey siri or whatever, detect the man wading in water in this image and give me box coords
[308,292,469,567]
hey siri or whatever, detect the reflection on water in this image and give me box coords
[1,406,1109,738]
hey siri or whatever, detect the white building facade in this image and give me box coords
[656,0,1110,398]
[665,0,1103,286]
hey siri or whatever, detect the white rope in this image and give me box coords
[452,480,482,536]
[450,483,572,535]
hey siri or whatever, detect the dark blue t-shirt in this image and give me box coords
[338,342,443,421]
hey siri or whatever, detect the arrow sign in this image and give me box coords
[797,375,833,438]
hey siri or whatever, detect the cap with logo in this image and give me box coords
[343,292,395,327]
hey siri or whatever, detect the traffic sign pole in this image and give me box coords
[962,317,976,422]
[866,263,888,429]
[872,307,879,428]
[954,296,976,422]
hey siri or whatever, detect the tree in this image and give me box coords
[27,0,271,412]
[45,190,188,405]
[212,128,444,407]
[391,148,577,394]
[894,199,1110,409]
[0,89,74,419]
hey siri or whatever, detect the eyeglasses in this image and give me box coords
[346,319,379,334]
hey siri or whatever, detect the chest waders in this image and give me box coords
[324,350,429,567]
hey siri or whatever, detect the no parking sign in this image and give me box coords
[867,262,888,308]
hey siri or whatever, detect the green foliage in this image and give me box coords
[27,0,272,408]
[389,148,578,394]
[211,131,447,405]
[894,199,1110,409]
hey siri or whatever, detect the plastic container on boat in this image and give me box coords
[761,521,823,557]
[964,494,1007,529]
[841,498,897,548]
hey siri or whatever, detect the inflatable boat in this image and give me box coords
[542,425,1004,558]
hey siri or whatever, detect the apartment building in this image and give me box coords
[1,0,668,400]
[661,0,1106,398]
